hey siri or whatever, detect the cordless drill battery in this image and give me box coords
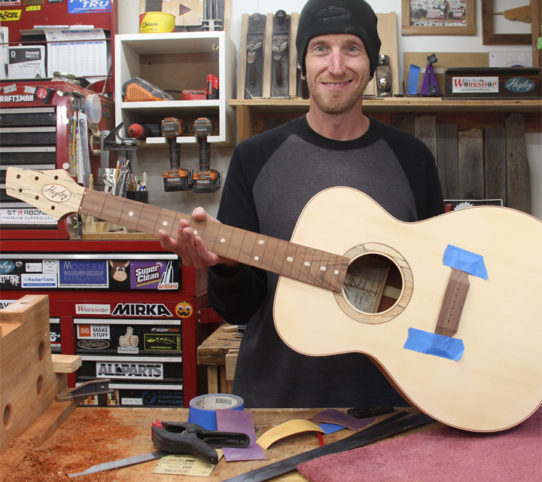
[193,117,221,193]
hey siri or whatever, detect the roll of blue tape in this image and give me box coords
[188,393,245,430]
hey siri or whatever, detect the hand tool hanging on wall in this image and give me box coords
[244,13,266,98]
[161,117,192,192]
[202,0,223,31]
[192,117,221,193]
[270,10,290,98]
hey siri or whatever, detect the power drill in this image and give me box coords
[161,117,192,191]
[192,117,221,193]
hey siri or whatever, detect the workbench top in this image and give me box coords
[3,403,539,481]
[0,405,352,481]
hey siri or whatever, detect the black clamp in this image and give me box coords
[151,420,250,464]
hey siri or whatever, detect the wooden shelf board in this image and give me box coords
[229,97,542,113]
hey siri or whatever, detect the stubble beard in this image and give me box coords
[308,76,369,115]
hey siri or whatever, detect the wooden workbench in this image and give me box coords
[0,404,354,481]
[197,324,242,394]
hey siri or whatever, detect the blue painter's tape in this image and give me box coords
[443,244,488,279]
[188,393,244,430]
[404,327,464,361]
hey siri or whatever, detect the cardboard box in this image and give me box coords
[444,67,541,99]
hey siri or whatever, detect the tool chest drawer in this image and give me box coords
[78,355,184,384]
[74,318,182,356]
[78,383,184,407]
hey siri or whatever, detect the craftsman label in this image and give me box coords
[452,76,499,93]
[77,324,110,339]
[95,362,164,380]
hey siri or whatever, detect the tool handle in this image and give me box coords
[152,426,219,464]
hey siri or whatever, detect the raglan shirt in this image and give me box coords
[208,115,444,408]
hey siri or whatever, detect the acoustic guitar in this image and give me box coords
[6,167,542,432]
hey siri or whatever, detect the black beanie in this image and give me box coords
[296,0,381,78]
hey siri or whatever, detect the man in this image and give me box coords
[159,0,444,408]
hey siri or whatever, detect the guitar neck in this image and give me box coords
[81,189,348,292]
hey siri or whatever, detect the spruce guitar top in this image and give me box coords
[7,167,542,433]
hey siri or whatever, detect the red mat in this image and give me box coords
[298,408,542,481]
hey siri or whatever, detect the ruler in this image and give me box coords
[68,451,164,478]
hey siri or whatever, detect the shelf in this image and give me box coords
[229,97,542,113]
[114,32,235,145]
[230,97,541,141]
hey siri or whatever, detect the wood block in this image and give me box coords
[484,127,506,202]
[0,295,58,453]
[458,128,484,199]
[52,355,82,374]
[437,123,460,199]
[506,114,531,213]
[415,115,437,159]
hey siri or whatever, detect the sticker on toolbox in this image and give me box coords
[78,356,182,383]
[58,259,108,288]
[75,319,181,355]
[130,260,180,290]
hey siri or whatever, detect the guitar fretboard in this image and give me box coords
[81,189,349,292]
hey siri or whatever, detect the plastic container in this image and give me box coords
[139,12,175,33]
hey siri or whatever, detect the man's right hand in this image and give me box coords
[158,207,238,270]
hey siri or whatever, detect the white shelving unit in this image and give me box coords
[114,31,236,145]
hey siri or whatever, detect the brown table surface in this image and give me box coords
[2,404,397,481]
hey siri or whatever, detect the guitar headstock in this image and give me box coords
[6,167,85,220]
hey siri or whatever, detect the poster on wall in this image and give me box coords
[68,0,110,14]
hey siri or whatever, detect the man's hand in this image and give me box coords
[158,207,238,270]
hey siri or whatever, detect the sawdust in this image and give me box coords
[0,409,138,481]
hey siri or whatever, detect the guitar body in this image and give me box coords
[274,187,542,432]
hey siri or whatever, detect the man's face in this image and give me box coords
[305,34,371,115]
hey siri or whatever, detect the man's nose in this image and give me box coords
[328,50,346,75]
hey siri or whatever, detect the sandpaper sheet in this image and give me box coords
[297,408,542,482]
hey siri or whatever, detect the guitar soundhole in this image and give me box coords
[344,254,401,314]
[335,243,413,324]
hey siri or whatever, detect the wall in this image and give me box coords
[117,0,541,219]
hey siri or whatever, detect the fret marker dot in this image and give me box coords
[334,270,339,276]
[258,239,265,245]
[128,211,134,217]
[162,220,168,226]
[254,256,260,261]
[194,230,198,236]
[220,238,226,243]
[287,256,294,263]
[320,266,327,272]
[304,261,311,267]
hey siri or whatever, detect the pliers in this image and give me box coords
[151,420,250,464]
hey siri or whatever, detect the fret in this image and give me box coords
[240,230,262,265]
[156,209,179,237]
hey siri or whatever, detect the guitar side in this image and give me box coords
[274,187,542,432]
